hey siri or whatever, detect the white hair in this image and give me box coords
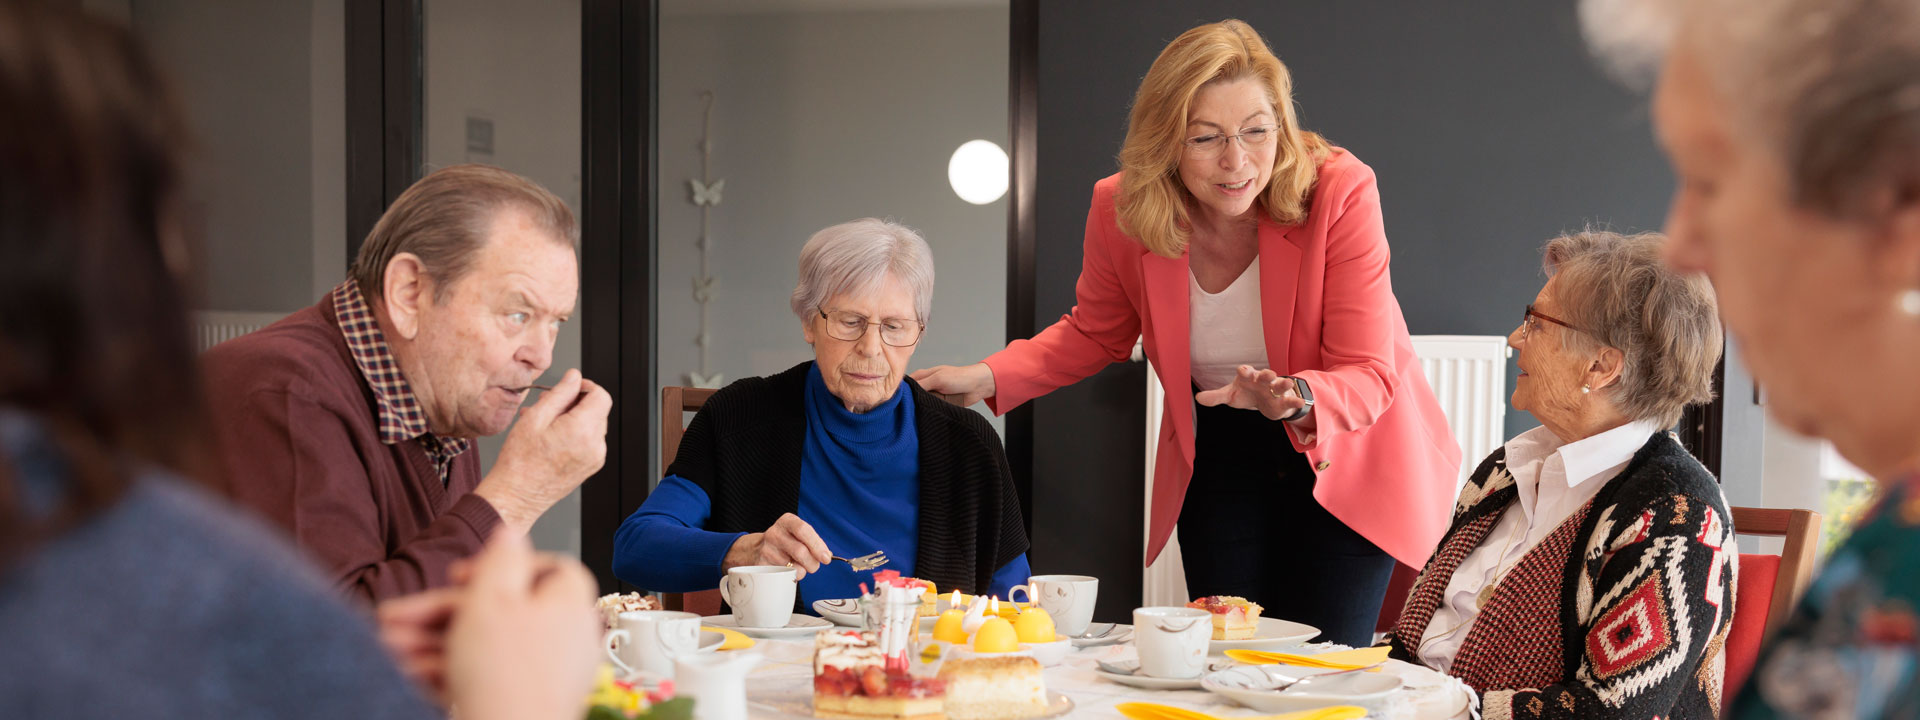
[789,218,935,325]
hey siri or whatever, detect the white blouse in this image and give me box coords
[1415,418,1663,671]
[1189,262,1268,390]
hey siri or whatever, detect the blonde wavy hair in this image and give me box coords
[1116,19,1331,258]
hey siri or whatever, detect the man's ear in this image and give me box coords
[383,253,432,340]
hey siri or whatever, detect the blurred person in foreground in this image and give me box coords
[0,1,597,717]
[1586,0,1920,715]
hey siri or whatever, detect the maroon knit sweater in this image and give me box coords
[200,296,500,605]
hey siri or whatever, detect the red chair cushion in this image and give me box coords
[1725,553,1779,705]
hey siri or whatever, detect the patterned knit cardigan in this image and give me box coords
[1385,432,1739,720]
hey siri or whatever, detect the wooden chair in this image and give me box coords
[657,386,723,616]
[1724,506,1822,704]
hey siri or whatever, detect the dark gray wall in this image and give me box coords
[1024,1,1752,619]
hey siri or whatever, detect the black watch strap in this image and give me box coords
[1281,375,1313,422]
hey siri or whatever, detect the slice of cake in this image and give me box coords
[813,630,945,720]
[1187,596,1263,640]
[596,592,661,630]
[936,655,1050,720]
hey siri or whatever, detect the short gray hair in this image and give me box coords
[351,164,576,302]
[1582,0,1920,217]
[1543,230,1722,427]
[789,218,935,324]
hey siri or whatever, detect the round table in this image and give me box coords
[723,626,1475,720]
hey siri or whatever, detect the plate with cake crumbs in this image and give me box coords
[1209,617,1321,654]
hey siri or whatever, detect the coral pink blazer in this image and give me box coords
[984,151,1461,568]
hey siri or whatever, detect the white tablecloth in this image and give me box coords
[731,630,1475,720]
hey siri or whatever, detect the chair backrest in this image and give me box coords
[1730,507,1821,633]
[661,386,717,475]
[659,386,722,616]
[1723,506,1821,705]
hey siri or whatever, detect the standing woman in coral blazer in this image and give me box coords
[913,19,1460,646]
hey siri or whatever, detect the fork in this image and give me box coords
[1267,662,1386,691]
[833,550,889,572]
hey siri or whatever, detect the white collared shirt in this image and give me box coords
[1415,418,1662,671]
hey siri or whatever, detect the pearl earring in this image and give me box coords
[1902,289,1920,317]
[1581,384,1591,394]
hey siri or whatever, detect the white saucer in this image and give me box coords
[1068,622,1132,647]
[702,613,835,638]
[1209,617,1321,654]
[812,598,937,630]
[1094,657,1235,690]
[697,630,725,652]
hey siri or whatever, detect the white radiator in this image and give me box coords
[192,311,286,352]
[1139,334,1509,605]
[1409,335,1510,487]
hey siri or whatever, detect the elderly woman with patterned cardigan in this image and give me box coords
[1384,230,1738,720]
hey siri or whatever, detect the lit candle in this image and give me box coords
[932,600,968,643]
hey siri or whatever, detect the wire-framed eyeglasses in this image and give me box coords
[818,308,924,347]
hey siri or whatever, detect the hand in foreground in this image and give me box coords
[724,512,833,580]
[478,368,613,532]
[1194,365,1307,422]
[908,363,995,407]
[376,588,460,705]
[445,531,601,720]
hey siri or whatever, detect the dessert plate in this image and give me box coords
[806,692,1073,720]
[702,613,834,638]
[1202,664,1401,713]
[1210,617,1320,654]
[813,598,938,630]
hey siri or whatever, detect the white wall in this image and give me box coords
[423,0,584,557]
[655,4,1010,448]
[123,0,323,313]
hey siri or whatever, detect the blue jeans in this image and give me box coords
[1177,398,1395,647]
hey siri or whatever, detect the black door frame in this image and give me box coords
[344,0,421,262]
[580,0,658,593]
[1006,0,1039,541]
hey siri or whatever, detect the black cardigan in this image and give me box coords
[667,362,1031,595]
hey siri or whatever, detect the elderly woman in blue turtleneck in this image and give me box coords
[613,218,1031,610]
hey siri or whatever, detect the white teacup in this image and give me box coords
[1132,606,1212,679]
[720,565,797,629]
[604,610,702,677]
[1009,574,1098,638]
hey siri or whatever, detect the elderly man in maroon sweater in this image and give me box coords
[203,164,611,604]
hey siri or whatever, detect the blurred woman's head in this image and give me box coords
[1589,0,1920,477]
[0,0,211,560]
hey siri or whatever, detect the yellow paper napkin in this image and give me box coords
[1224,645,1389,669]
[702,626,756,651]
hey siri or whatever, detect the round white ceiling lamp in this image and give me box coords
[948,139,1009,205]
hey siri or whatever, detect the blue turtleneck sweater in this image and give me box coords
[614,364,1029,609]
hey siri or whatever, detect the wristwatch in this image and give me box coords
[1281,375,1314,422]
